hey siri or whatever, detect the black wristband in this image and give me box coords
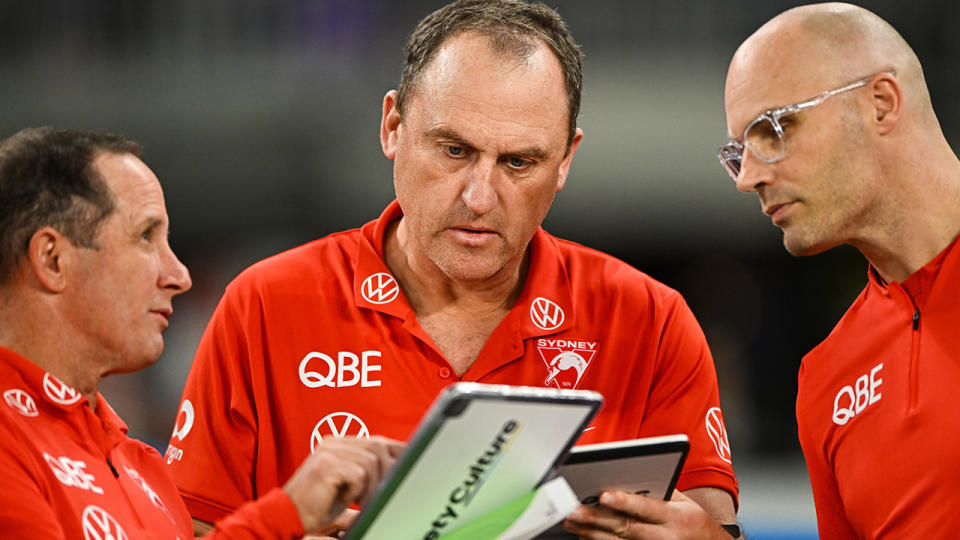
[721,523,741,538]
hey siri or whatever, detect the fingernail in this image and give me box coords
[599,492,614,505]
[567,508,583,521]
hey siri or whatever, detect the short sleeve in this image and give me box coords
[637,292,739,505]
[0,413,69,538]
[166,285,260,523]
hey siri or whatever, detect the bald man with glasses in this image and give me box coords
[720,3,960,538]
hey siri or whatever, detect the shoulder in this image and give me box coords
[549,234,686,309]
[799,283,872,379]
[226,227,364,297]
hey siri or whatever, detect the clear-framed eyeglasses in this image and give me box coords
[717,71,894,180]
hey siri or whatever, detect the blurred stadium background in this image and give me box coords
[1,1,956,537]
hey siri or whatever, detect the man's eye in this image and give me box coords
[507,157,530,169]
[751,121,778,140]
[445,145,465,157]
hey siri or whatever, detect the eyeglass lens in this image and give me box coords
[744,116,785,162]
[718,144,741,178]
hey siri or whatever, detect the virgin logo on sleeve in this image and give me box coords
[3,388,39,417]
[833,363,883,426]
[536,338,598,389]
[42,373,82,406]
[43,452,103,494]
[170,400,194,441]
[530,297,565,331]
[310,412,370,453]
[361,272,400,304]
[82,504,128,540]
[705,407,732,463]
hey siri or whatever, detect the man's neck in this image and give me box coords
[855,159,960,283]
[382,219,529,374]
[0,298,102,409]
[383,219,527,317]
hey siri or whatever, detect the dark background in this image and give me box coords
[1,0,955,534]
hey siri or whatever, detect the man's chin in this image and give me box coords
[783,232,834,257]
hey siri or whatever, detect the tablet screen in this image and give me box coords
[345,383,603,540]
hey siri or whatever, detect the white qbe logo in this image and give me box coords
[4,388,38,417]
[82,504,128,540]
[530,297,564,331]
[705,407,732,463]
[299,351,382,389]
[44,453,103,494]
[171,400,195,441]
[833,363,883,426]
[42,373,81,405]
[361,273,400,304]
[310,412,370,453]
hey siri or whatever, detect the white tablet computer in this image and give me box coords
[344,382,603,540]
[560,434,689,504]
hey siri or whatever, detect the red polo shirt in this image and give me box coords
[168,201,738,522]
[798,236,960,538]
[0,346,303,539]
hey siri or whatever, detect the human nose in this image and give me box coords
[461,158,499,215]
[734,148,772,194]
[159,243,192,295]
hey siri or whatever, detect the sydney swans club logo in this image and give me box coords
[536,338,598,389]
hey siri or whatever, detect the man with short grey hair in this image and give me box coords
[172,2,741,538]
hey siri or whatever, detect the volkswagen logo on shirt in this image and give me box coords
[310,412,370,453]
[530,297,564,331]
[42,373,82,406]
[3,388,38,417]
[705,407,732,464]
[82,504,128,540]
[361,272,400,304]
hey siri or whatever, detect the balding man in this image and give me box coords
[169,1,741,538]
[719,3,960,538]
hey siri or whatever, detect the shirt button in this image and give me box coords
[438,367,452,379]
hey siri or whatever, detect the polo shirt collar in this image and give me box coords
[867,233,960,310]
[353,200,411,319]
[353,200,575,337]
[0,345,128,435]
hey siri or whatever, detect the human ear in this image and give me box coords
[27,227,70,293]
[380,90,402,160]
[871,74,902,135]
[555,128,584,193]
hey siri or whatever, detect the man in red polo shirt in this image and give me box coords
[719,3,960,537]
[0,126,399,539]
[170,1,741,538]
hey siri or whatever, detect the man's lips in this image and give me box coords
[151,308,172,323]
[763,201,795,222]
[448,226,497,245]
